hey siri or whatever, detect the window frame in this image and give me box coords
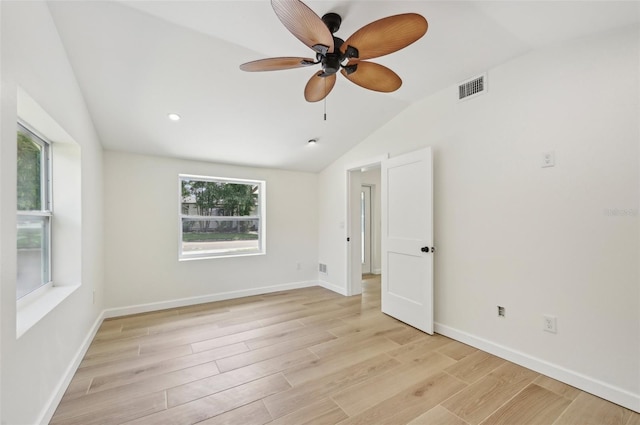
[178,174,266,260]
[16,121,53,300]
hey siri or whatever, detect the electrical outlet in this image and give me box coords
[543,315,557,333]
[542,151,555,168]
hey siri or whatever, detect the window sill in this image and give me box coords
[17,283,80,338]
[179,251,266,261]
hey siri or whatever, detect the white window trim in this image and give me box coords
[17,121,53,299]
[178,174,266,260]
[15,121,80,339]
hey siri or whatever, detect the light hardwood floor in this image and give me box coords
[51,276,639,424]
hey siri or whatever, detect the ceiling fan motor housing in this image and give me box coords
[315,33,349,76]
[322,52,342,75]
[316,13,348,76]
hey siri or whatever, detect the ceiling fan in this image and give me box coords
[240,0,428,102]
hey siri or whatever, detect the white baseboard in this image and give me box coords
[372,269,381,275]
[103,280,318,319]
[38,309,105,425]
[318,279,349,296]
[435,323,640,413]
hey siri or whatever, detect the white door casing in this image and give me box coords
[381,147,434,334]
[361,185,372,274]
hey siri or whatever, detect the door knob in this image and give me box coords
[421,246,429,253]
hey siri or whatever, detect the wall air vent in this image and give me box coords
[319,263,327,274]
[458,73,486,101]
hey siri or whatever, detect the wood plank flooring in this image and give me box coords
[51,276,639,424]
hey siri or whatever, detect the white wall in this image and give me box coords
[103,151,318,312]
[318,25,640,411]
[0,2,104,424]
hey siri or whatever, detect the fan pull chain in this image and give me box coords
[324,97,327,121]
[324,79,327,121]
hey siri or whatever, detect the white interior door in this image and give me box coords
[381,147,434,334]
[361,185,372,274]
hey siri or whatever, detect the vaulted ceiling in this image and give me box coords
[47,1,639,172]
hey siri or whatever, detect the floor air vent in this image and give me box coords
[458,74,486,101]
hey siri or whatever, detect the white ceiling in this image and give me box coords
[47,1,639,172]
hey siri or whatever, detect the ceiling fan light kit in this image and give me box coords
[240,0,428,102]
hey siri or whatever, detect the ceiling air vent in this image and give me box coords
[458,73,486,101]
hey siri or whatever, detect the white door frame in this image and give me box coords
[345,154,388,296]
[361,184,373,275]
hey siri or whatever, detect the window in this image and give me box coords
[16,123,52,299]
[179,175,265,259]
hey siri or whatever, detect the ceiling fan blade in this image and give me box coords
[341,61,402,93]
[304,72,336,102]
[271,0,334,54]
[341,13,427,60]
[240,57,316,72]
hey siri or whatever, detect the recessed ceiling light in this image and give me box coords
[167,113,181,121]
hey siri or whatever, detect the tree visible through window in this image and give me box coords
[17,123,51,299]
[179,175,265,259]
